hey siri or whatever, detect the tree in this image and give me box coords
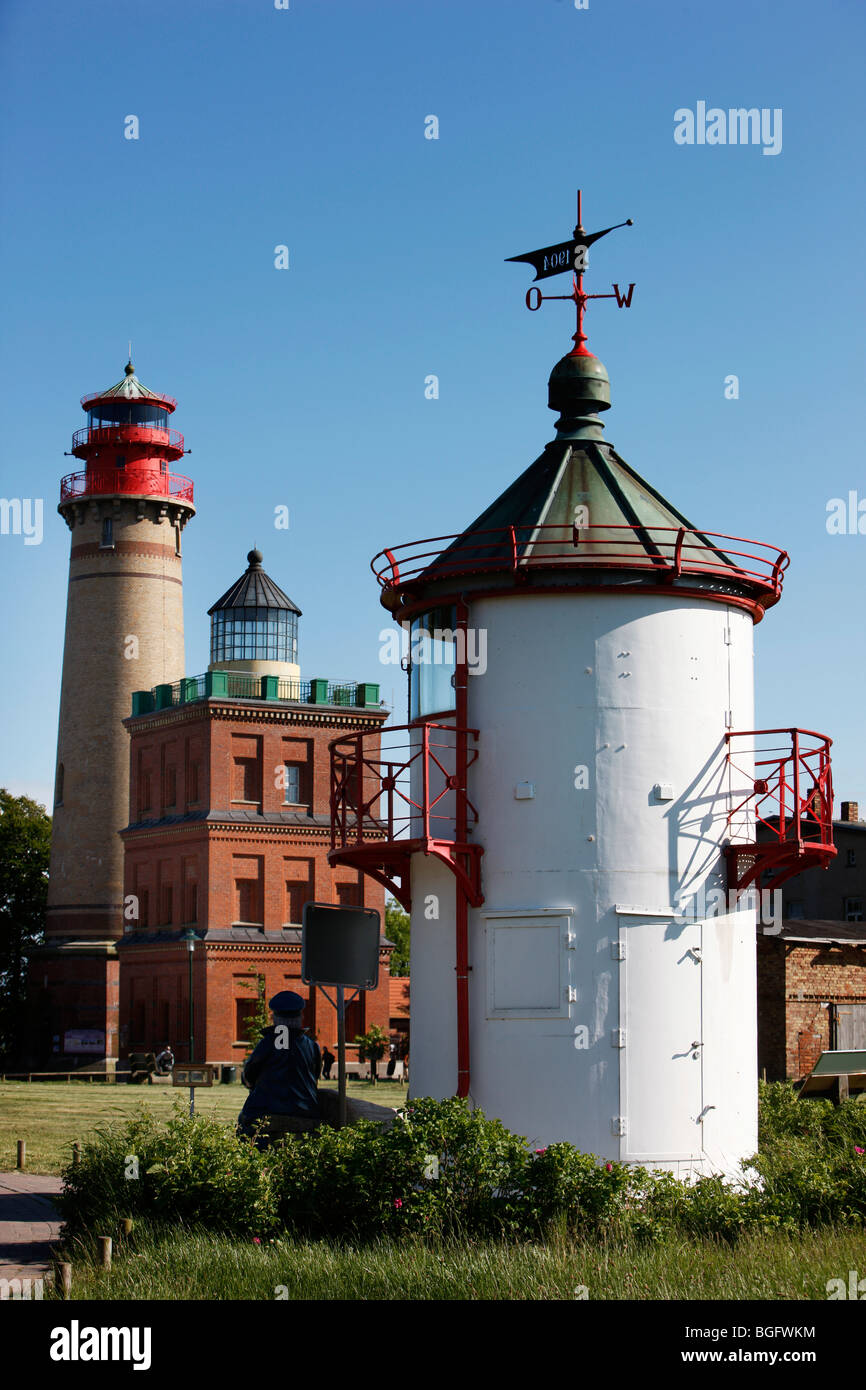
[0,790,51,1061]
[238,969,269,1055]
[385,897,410,976]
[354,1024,389,1084]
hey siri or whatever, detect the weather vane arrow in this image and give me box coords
[506,189,635,356]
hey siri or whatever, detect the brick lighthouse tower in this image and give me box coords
[40,360,195,1066]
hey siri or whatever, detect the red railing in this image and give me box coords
[726,728,836,892]
[71,426,184,455]
[330,721,479,846]
[372,525,789,606]
[59,468,194,504]
[329,721,483,909]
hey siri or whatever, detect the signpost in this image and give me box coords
[172,1064,215,1088]
[63,1029,105,1055]
[301,902,381,1128]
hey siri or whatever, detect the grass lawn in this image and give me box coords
[0,1079,409,1176]
[53,1225,866,1301]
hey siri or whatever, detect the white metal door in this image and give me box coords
[620,915,704,1162]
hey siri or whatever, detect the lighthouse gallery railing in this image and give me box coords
[372,524,788,606]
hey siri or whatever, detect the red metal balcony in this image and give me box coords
[59,468,194,504]
[71,425,185,459]
[725,728,836,893]
[373,524,789,619]
[328,720,483,912]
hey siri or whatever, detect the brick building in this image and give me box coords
[756,801,866,1079]
[116,549,393,1067]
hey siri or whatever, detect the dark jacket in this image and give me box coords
[239,1026,321,1125]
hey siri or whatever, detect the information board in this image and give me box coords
[301,903,380,989]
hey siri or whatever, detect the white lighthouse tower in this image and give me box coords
[330,199,836,1175]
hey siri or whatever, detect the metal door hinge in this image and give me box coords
[611,1028,626,1048]
[611,1116,627,1137]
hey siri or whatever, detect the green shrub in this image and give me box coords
[57,1091,866,1248]
[57,1103,278,1239]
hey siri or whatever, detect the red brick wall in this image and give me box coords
[757,936,866,1080]
[120,698,390,1063]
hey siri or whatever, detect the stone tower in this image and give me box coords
[40,361,195,1065]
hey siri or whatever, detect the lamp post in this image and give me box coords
[183,928,197,1116]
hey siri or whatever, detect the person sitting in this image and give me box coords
[237,991,321,1147]
[154,1044,174,1076]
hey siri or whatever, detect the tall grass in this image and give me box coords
[54,1224,865,1301]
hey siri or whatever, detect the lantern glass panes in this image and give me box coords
[210,607,298,665]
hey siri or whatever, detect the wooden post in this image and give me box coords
[72,1141,81,1166]
[98,1236,112,1269]
[56,1262,73,1299]
[121,1218,133,1238]
[16,1139,25,1169]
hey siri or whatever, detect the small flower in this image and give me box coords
[394,1198,403,1209]
[253,1236,261,1244]
[535,1148,547,1155]
[605,1163,613,1172]
[855,1146,864,1156]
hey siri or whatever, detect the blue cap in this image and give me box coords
[269,990,306,1014]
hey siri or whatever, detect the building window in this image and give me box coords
[175,524,181,557]
[409,605,457,719]
[188,762,199,803]
[336,881,360,908]
[283,763,301,804]
[139,773,152,816]
[100,517,114,549]
[235,878,261,925]
[55,762,64,806]
[284,857,313,925]
[164,766,177,808]
[285,880,307,924]
[139,889,149,928]
[786,900,805,920]
[235,999,258,1045]
[844,897,864,922]
[233,757,260,803]
[160,884,173,926]
[185,882,198,924]
[847,849,857,868]
[116,454,126,469]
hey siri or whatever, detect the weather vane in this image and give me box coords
[506,189,635,356]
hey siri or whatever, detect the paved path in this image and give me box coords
[0,1172,64,1288]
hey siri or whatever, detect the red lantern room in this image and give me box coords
[60,359,193,507]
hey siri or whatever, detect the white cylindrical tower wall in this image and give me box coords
[409,590,757,1174]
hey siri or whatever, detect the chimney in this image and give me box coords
[840,801,860,823]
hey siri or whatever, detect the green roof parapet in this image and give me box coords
[205,671,228,698]
[129,672,385,717]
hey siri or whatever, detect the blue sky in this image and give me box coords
[0,0,863,808]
